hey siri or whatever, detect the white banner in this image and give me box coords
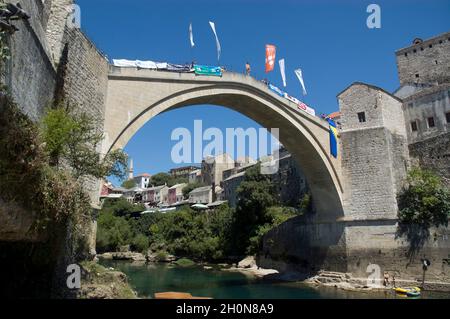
[295,68,308,96]
[279,59,286,87]
[189,23,195,48]
[209,21,221,62]
[112,59,138,68]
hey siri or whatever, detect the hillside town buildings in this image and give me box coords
[106,148,308,211]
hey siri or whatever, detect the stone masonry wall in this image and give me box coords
[409,132,450,186]
[45,0,73,64]
[4,0,56,120]
[339,83,409,220]
[396,31,450,86]
[59,26,109,207]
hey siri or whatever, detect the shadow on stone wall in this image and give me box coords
[396,223,431,262]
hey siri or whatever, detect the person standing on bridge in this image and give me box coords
[245,62,251,76]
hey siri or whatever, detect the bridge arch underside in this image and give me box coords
[106,84,344,220]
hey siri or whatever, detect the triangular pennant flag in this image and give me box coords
[189,23,195,48]
[295,68,308,96]
[209,21,221,62]
[279,59,287,87]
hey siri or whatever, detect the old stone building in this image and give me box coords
[394,32,450,185]
[222,148,308,208]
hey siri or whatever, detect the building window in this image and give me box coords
[446,112,450,124]
[411,121,418,132]
[429,44,433,48]
[427,117,435,128]
[415,74,420,78]
[413,49,417,53]
[404,52,408,57]
[357,112,366,123]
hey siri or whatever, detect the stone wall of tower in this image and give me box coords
[338,83,409,220]
[396,31,450,86]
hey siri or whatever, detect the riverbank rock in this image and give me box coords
[112,252,146,262]
[146,251,177,263]
[97,252,113,260]
[238,256,257,269]
[78,261,138,299]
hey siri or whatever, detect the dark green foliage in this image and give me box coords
[398,168,450,228]
[131,234,149,253]
[231,164,277,255]
[96,212,133,253]
[101,198,145,217]
[40,106,128,180]
[150,172,188,188]
[397,167,450,257]
[183,182,207,198]
[97,199,146,253]
[121,180,136,189]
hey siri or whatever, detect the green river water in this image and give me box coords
[99,260,450,299]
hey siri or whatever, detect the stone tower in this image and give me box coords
[396,31,450,86]
[338,82,410,220]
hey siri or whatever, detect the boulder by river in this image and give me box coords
[224,256,279,278]
[97,252,146,262]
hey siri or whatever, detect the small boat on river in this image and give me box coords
[394,287,421,297]
[154,292,212,299]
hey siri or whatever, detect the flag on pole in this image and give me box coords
[209,21,221,63]
[295,68,307,95]
[265,45,276,73]
[279,59,287,87]
[189,23,195,48]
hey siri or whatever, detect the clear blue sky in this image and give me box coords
[75,0,450,185]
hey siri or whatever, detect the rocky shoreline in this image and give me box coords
[95,253,450,294]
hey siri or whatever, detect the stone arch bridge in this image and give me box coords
[104,66,343,220]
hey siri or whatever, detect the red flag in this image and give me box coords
[265,45,276,73]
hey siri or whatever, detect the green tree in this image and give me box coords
[150,172,188,187]
[121,179,136,189]
[102,198,145,217]
[40,106,128,180]
[150,173,172,186]
[132,234,150,253]
[182,182,207,198]
[397,167,450,256]
[398,168,450,228]
[231,164,277,255]
[96,212,133,253]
